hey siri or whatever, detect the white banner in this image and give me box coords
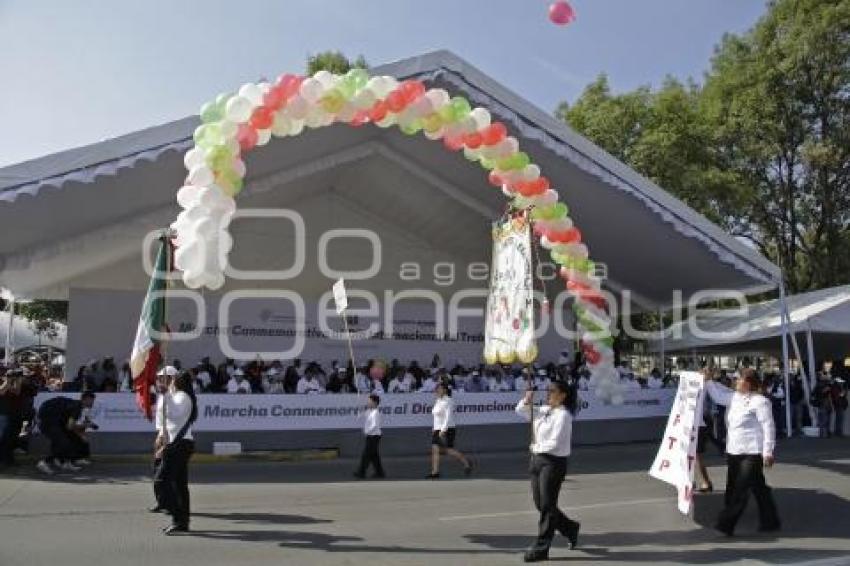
[484,216,537,364]
[36,389,675,433]
[649,371,705,515]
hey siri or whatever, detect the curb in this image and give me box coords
[10,448,339,466]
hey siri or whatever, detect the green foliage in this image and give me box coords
[558,0,850,292]
[306,51,368,75]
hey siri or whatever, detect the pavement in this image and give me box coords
[0,437,848,566]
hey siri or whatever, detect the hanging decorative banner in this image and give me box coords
[649,371,706,515]
[484,215,537,364]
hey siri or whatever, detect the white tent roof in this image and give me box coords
[0,50,779,306]
[652,285,850,357]
[0,311,67,351]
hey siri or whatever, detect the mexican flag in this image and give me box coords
[130,236,172,420]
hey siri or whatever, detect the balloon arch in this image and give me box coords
[170,68,623,403]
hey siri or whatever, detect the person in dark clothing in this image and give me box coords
[0,371,24,467]
[36,392,96,474]
[284,359,302,394]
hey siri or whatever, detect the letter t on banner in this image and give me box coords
[333,279,357,392]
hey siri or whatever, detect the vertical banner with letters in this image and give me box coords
[649,371,705,515]
[483,215,537,365]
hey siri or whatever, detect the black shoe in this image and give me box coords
[163,524,189,535]
[714,523,734,537]
[148,506,165,513]
[564,521,580,549]
[523,547,549,562]
[425,472,440,479]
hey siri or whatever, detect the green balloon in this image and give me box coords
[205,145,231,170]
[480,158,496,170]
[553,203,568,218]
[346,68,369,90]
[513,152,530,169]
[450,97,471,120]
[200,102,223,124]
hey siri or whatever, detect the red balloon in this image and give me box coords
[249,106,274,130]
[276,74,303,99]
[464,131,483,149]
[481,122,507,146]
[369,100,389,122]
[386,90,407,113]
[263,86,286,110]
[400,80,426,103]
[443,135,465,152]
[237,124,258,151]
[488,171,503,187]
[549,1,576,25]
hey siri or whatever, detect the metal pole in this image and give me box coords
[658,308,666,380]
[341,314,358,395]
[779,281,792,438]
[4,294,14,366]
[805,323,817,425]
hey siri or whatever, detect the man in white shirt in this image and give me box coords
[195,365,212,392]
[419,370,438,393]
[353,394,385,479]
[401,371,417,392]
[387,372,409,393]
[354,369,371,394]
[226,369,251,394]
[297,372,324,394]
[704,368,780,536]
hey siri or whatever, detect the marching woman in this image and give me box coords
[516,380,580,562]
[426,380,472,479]
[704,368,781,536]
[155,371,197,535]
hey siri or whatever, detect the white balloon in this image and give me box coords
[176,185,202,209]
[304,106,326,128]
[470,107,492,129]
[313,70,335,88]
[271,112,292,136]
[352,88,377,110]
[232,158,246,178]
[299,78,324,103]
[183,271,205,290]
[187,165,214,187]
[365,77,391,99]
[219,120,238,140]
[206,272,226,291]
[538,189,559,205]
[287,95,309,120]
[183,148,206,171]
[256,128,272,146]
[225,96,253,123]
[522,164,541,182]
[238,83,263,106]
[289,119,305,136]
[426,88,451,109]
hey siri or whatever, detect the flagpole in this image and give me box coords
[159,231,172,434]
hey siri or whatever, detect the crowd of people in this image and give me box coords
[62,352,675,396]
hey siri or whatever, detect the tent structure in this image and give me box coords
[650,285,850,359]
[1,311,67,353]
[0,50,780,307]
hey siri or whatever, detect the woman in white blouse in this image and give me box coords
[704,368,781,536]
[515,380,580,562]
[426,381,472,479]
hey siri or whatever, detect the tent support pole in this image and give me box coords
[658,308,665,380]
[779,279,817,430]
[4,294,14,366]
[804,323,817,425]
[779,281,792,438]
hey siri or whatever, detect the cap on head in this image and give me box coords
[157,366,178,377]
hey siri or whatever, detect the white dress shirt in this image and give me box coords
[515,399,572,457]
[297,377,323,394]
[363,407,382,436]
[432,396,456,432]
[155,391,194,442]
[705,381,775,456]
[227,378,251,394]
[420,378,437,393]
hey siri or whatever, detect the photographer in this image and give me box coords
[36,392,97,474]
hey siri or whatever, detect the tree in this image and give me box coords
[16,300,67,343]
[306,51,368,75]
[558,0,850,292]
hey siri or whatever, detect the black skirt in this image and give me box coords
[431,428,456,448]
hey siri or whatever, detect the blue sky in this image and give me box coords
[0,0,767,167]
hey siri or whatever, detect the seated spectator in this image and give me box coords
[227,369,251,394]
[284,359,302,394]
[488,370,513,392]
[515,369,533,393]
[297,371,324,394]
[195,364,212,392]
[419,369,438,393]
[264,365,285,394]
[354,367,371,394]
[465,371,486,393]
[387,370,409,393]
[647,368,663,389]
[534,369,552,391]
[118,361,132,393]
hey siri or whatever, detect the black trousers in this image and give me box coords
[152,457,166,508]
[530,453,577,549]
[356,435,385,476]
[160,440,194,527]
[42,426,77,464]
[718,454,780,533]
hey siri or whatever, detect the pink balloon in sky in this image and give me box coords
[548,1,576,26]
